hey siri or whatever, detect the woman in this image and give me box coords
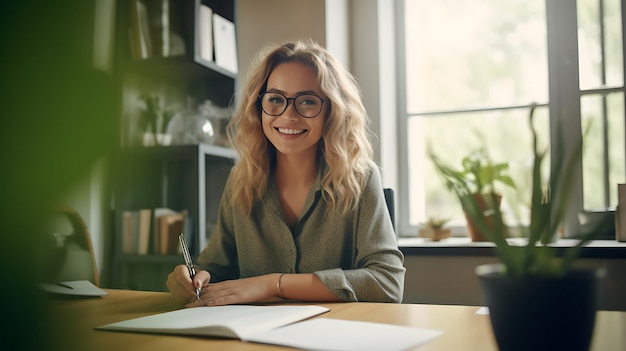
[166,40,405,306]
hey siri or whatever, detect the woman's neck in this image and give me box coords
[273,152,319,230]
[274,152,318,188]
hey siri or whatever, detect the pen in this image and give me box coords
[179,233,201,300]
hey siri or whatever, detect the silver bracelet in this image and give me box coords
[276,273,285,298]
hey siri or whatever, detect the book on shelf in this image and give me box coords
[121,208,191,255]
[137,208,152,255]
[121,211,134,254]
[197,4,213,63]
[129,0,152,59]
[154,208,188,255]
[156,211,187,255]
[122,210,141,254]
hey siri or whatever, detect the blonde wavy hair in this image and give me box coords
[226,40,375,215]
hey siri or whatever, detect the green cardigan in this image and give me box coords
[197,164,405,303]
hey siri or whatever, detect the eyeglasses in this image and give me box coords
[259,92,326,118]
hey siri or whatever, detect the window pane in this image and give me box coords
[607,93,626,205]
[604,0,624,86]
[408,107,550,227]
[581,93,625,209]
[577,0,624,89]
[405,0,548,113]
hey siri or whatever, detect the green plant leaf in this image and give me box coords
[429,103,600,278]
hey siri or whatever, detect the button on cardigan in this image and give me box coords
[197,164,406,303]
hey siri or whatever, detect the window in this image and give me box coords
[397,0,625,237]
[578,0,626,209]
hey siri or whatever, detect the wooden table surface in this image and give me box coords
[46,289,626,351]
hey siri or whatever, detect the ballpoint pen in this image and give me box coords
[179,233,201,301]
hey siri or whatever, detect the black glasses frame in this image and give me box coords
[258,92,326,118]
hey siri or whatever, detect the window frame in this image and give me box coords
[394,0,626,237]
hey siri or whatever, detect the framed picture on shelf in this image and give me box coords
[212,13,238,74]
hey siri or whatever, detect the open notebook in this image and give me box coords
[96,305,443,351]
[96,305,329,340]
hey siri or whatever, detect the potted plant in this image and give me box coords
[435,105,605,351]
[429,146,516,241]
[419,216,451,241]
[139,95,173,146]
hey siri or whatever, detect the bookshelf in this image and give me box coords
[110,0,238,291]
[110,144,236,291]
[113,0,237,148]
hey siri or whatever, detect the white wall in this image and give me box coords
[237,0,327,83]
[403,255,626,311]
[348,0,398,191]
[325,0,349,68]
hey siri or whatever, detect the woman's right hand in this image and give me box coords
[166,264,211,304]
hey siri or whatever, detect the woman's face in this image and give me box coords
[261,61,327,159]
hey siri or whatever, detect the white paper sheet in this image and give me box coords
[247,317,443,351]
[475,306,490,315]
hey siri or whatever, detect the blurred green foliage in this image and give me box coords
[0,1,116,350]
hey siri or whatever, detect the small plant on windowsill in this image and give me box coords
[428,146,516,242]
[419,217,451,241]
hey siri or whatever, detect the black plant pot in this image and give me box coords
[476,263,604,351]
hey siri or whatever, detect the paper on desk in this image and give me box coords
[39,280,107,297]
[475,306,489,315]
[247,317,443,351]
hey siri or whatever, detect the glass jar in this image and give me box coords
[198,100,230,146]
[166,101,215,145]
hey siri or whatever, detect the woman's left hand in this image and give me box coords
[185,273,281,307]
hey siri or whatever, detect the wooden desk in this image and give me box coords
[48,289,626,351]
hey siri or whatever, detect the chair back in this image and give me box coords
[383,188,396,232]
[41,205,100,286]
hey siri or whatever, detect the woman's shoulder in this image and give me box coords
[219,172,239,206]
[363,161,383,187]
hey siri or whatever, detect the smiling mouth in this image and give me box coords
[277,127,307,135]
